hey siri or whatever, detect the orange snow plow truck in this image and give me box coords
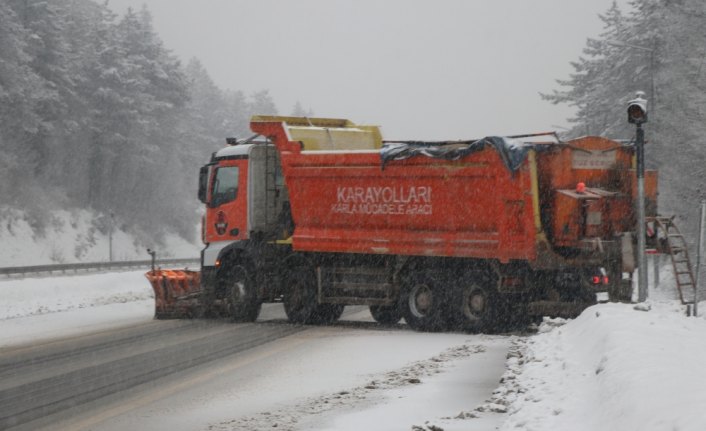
[146,115,658,332]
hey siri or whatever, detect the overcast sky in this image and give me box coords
[107,0,629,139]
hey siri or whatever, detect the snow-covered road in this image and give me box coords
[62,319,509,431]
[0,271,510,431]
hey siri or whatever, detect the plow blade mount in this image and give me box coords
[145,269,202,318]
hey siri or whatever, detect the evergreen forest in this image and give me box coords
[0,0,278,244]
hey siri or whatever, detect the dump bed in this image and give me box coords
[252,117,537,263]
[250,116,654,265]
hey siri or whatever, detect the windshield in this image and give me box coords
[210,166,239,208]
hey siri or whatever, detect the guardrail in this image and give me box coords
[0,258,200,278]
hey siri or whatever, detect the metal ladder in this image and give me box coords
[649,216,696,304]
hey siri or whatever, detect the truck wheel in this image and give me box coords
[369,305,402,325]
[309,304,345,325]
[573,273,600,305]
[223,264,262,322]
[607,265,633,303]
[401,275,445,332]
[283,265,318,324]
[451,282,497,333]
[608,278,633,303]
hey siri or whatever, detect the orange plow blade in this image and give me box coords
[145,269,202,318]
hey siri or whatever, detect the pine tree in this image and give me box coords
[0,0,45,206]
[630,0,706,234]
[249,89,278,116]
[103,6,190,235]
[0,1,281,247]
[181,58,234,153]
[61,0,115,205]
[541,1,634,137]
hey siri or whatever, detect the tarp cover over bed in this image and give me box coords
[380,137,537,172]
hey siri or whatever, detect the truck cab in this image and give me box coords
[198,141,290,272]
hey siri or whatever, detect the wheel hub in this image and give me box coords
[409,284,433,318]
[469,292,485,313]
[463,287,486,321]
[232,281,245,301]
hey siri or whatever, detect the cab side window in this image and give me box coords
[210,166,239,208]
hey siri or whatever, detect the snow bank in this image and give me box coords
[0,270,155,348]
[496,301,706,431]
[0,207,199,266]
[0,270,153,320]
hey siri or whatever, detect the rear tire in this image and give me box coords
[309,304,345,325]
[401,274,445,332]
[608,280,633,302]
[450,280,498,333]
[369,304,402,325]
[222,263,262,322]
[607,264,633,303]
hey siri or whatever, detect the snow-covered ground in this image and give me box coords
[496,268,706,431]
[2,266,706,430]
[0,271,155,348]
[497,302,706,431]
[0,208,199,266]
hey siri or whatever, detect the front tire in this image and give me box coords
[222,263,261,322]
[309,304,345,325]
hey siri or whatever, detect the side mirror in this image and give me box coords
[198,165,210,204]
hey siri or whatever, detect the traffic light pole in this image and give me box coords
[636,124,648,302]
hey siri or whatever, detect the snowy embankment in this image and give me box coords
[494,301,706,431]
[0,271,153,321]
[0,271,155,347]
[0,208,199,266]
